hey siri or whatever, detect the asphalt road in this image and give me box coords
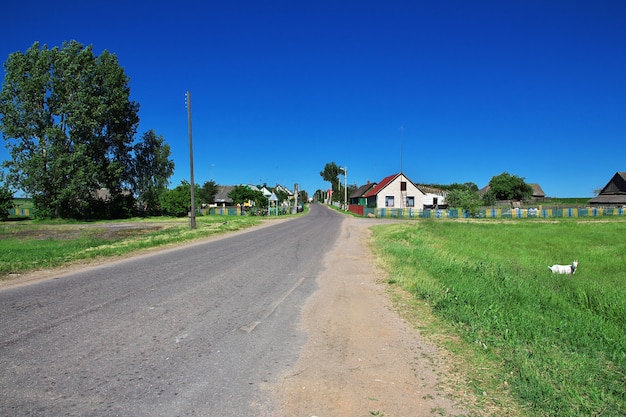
[0,204,344,416]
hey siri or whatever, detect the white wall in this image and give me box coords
[375,174,425,210]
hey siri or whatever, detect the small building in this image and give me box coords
[214,186,235,207]
[349,181,377,206]
[588,172,626,207]
[363,173,425,210]
[418,185,447,209]
[529,183,546,202]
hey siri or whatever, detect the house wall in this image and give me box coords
[375,174,425,210]
[423,193,446,208]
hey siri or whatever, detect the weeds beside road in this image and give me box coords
[372,219,626,416]
[0,215,268,279]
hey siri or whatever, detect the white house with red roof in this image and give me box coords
[363,172,426,210]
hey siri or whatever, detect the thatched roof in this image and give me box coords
[214,186,234,204]
[350,182,376,199]
[588,172,626,205]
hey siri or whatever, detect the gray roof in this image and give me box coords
[214,186,234,203]
[588,172,626,205]
[349,182,376,199]
[529,183,546,197]
[588,194,626,205]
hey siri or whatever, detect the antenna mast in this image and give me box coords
[400,125,404,173]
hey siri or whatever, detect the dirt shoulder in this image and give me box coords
[270,217,471,417]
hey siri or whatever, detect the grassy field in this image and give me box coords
[0,215,266,277]
[371,219,626,416]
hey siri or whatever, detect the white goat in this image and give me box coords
[548,260,578,275]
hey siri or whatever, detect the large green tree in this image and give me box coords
[320,162,344,201]
[133,129,174,215]
[228,185,266,208]
[0,173,13,220]
[0,41,139,219]
[445,188,482,215]
[488,172,533,201]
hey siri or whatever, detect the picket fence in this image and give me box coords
[359,206,625,219]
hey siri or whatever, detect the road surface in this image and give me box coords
[0,204,342,416]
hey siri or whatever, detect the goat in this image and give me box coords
[548,260,578,275]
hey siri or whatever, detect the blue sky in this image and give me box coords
[2,1,625,197]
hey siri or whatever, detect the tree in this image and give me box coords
[160,181,200,217]
[0,173,13,220]
[445,188,482,215]
[198,180,219,206]
[133,130,175,215]
[298,189,309,204]
[0,41,139,219]
[320,162,344,202]
[488,172,533,201]
[228,185,266,209]
[274,188,290,204]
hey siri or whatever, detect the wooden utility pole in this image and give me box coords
[186,91,196,229]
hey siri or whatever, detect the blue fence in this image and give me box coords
[366,207,625,219]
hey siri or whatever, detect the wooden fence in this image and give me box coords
[352,206,625,219]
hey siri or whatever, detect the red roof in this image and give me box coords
[363,173,401,198]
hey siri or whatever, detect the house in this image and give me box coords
[274,184,294,198]
[349,181,377,206]
[418,185,447,209]
[363,173,425,210]
[214,186,235,207]
[260,186,273,198]
[588,172,626,207]
[529,183,546,201]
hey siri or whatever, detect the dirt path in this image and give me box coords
[270,217,469,417]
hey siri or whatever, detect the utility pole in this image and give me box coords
[293,183,299,214]
[186,91,196,229]
[344,166,347,209]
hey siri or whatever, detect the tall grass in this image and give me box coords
[372,220,626,416]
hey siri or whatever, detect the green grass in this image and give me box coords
[371,219,626,417]
[0,215,264,277]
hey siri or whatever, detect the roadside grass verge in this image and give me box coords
[0,215,265,277]
[371,219,626,417]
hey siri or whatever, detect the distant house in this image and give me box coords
[363,173,425,210]
[274,183,294,197]
[214,186,235,207]
[529,183,546,201]
[349,181,376,206]
[478,183,546,203]
[588,172,626,207]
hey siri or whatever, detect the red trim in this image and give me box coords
[363,173,400,198]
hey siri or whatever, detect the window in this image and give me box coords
[400,181,407,191]
[406,196,415,207]
[385,196,394,207]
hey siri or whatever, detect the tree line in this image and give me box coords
[159,181,305,217]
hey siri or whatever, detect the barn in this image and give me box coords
[588,172,626,207]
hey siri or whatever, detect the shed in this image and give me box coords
[588,172,626,207]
